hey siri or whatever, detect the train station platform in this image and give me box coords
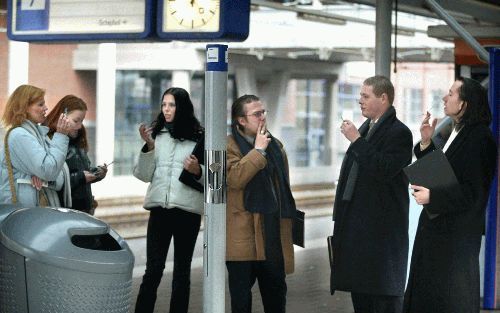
[125,209,500,313]
[95,184,335,239]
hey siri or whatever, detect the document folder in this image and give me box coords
[179,138,205,193]
[403,149,459,219]
[404,149,458,189]
[292,210,305,248]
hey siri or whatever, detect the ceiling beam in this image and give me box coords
[325,0,500,25]
[428,25,500,39]
[424,0,489,62]
[252,0,425,34]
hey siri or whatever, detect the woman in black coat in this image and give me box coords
[45,95,108,214]
[404,77,497,313]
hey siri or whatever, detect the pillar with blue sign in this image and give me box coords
[203,44,228,313]
[484,46,500,310]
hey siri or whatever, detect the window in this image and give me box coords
[338,83,362,123]
[428,89,444,118]
[403,88,423,125]
[281,79,330,167]
[336,82,362,177]
[114,71,236,175]
[114,71,172,175]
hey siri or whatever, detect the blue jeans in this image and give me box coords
[135,207,201,313]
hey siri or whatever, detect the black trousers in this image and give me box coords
[351,292,404,313]
[226,259,287,313]
[226,212,286,313]
[135,207,201,313]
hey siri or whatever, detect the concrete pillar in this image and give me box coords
[375,0,392,78]
[235,67,257,96]
[172,70,191,93]
[96,43,116,175]
[260,71,289,138]
[8,41,29,93]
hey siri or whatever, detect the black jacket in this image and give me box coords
[331,106,413,296]
[404,124,497,313]
[65,141,96,214]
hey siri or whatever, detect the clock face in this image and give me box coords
[164,0,220,32]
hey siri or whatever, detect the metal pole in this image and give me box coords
[484,47,499,309]
[375,0,392,78]
[424,0,489,63]
[203,44,228,313]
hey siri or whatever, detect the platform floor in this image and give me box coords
[126,210,499,313]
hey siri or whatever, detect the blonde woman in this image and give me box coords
[0,85,72,207]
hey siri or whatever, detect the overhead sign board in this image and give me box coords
[7,0,249,42]
[8,0,153,41]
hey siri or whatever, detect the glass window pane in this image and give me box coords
[114,71,172,176]
[282,78,330,167]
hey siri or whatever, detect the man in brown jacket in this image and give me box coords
[226,94,297,313]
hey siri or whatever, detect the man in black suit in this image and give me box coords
[331,75,413,313]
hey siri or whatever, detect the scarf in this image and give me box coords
[231,125,296,218]
[21,121,72,208]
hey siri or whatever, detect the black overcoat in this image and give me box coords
[403,124,497,313]
[331,106,413,296]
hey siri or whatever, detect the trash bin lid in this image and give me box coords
[0,203,23,225]
[0,207,134,273]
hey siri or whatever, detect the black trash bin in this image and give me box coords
[0,207,134,313]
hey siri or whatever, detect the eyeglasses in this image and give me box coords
[245,110,267,118]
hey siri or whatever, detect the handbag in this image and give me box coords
[179,136,204,193]
[292,209,305,247]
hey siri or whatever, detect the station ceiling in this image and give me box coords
[332,0,500,39]
[2,1,498,64]
[245,0,499,63]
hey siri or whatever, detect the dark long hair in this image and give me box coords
[151,87,202,141]
[44,95,89,151]
[456,77,492,128]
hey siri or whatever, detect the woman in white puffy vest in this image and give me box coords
[133,87,204,313]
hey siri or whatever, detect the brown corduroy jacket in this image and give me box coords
[226,134,295,274]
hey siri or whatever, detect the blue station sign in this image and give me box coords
[8,0,154,41]
[7,0,250,42]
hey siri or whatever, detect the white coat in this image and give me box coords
[133,130,204,215]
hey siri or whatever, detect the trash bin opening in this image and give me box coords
[71,234,121,251]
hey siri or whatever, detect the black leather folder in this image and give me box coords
[403,149,458,190]
[179,138,205,193]
[292,210,305,248]
[403,149,459,219]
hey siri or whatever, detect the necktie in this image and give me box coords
[367,121,375,136]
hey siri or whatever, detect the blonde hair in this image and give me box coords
[2,85,45,128]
